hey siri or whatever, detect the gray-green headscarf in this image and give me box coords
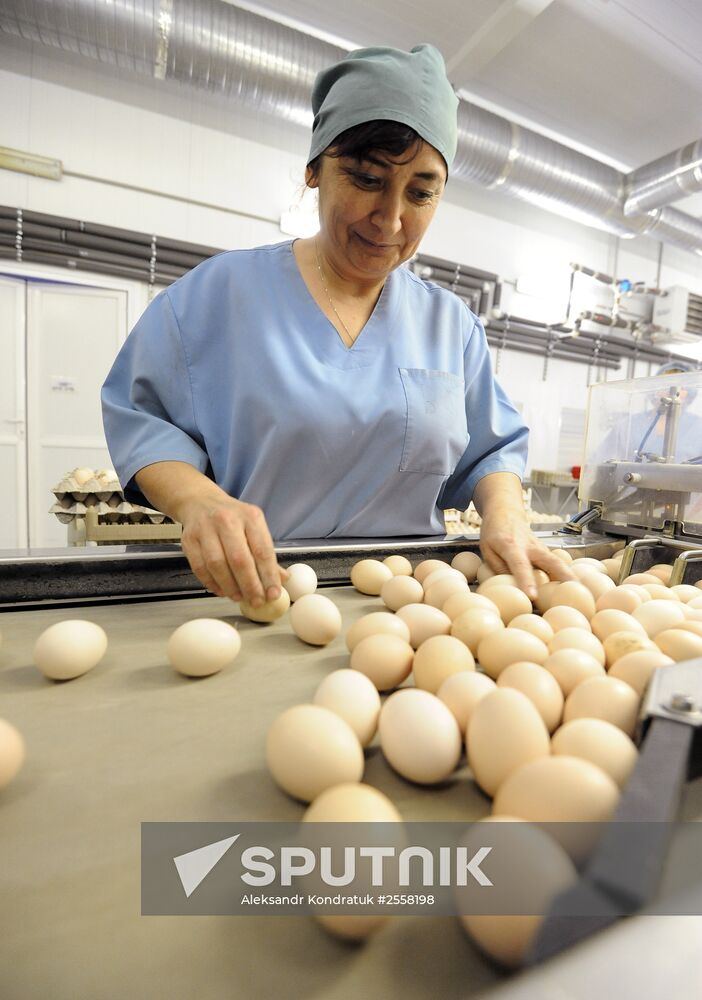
[308,44,459,172]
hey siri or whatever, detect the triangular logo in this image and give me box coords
[173,834,240,898]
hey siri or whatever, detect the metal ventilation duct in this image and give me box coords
[624,140,702,216]
[1,0,701,255]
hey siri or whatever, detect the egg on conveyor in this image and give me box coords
[451,551,482,582]
[383,554,413,577]
[458,817,578,969]
[282,563,317,602]
[239,588,290,623]
[0,718,25,789]
[346,611,410,652]
[563,676,640,737]
[633,600,687,638]
[497,661,564,733]
[547,627,605,665]
[33,620,108,681]
[608,649,674,695]
[379,689,461,784]
[476,630,549,680]
[451,608,504,656]
[542,649,605,697]
[590,608,646,641]
[266,704,363,802]
[167,618,241,677]
[481,585,532,625]
[313,669,381,746]
[412,634,475,693]
[350,634,415,691]
[507,614,554,644]
[493,755,620,864]
[289,593,342,646]
[437,671,496,735]
[303,784,402,941]
[350,559,393,595]
[595,586,644,615]
[302,782,402,823]
[395,604,451,648]
[466,689,550,796]
[423,576,468,610]
[380,575,424,611]
[602,630,656,667]
[443,591,498,621]
[542,605,592,633]
[413,559,451,585]
[654,628,702,661]
[422,567,466,590]
[551,718,638,789]
[549,582,596,620]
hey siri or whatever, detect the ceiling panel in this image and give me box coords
[232,0,702,176]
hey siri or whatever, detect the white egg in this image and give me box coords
[313,669,381,746]
[563,676,640,736]
[477,630,549,680]
[290,594,342,646]
[443,591,498,621]
[379,689,462,784]
[412,634,475,693]
[283,563,318,602]
[380,575,424,611]
[497,661,564,733]
[0,718,25,788]
[383,554,413,576]
[167,618,241,677]
[33,620,108,680]
[346,612,410,652]
[351,559,393,595]
[266,704,363,802]
[493,756,620,864]
[239,588,290,623]
[423,577,468,610]
[437,671,496,735]
[542,648,605,697]
[451,551,482,582]
[350,634,415,692]
[395,604,451,648]
[458,817,578,969]
[551,719,638,789]
[467,689,550,796]
[414,559,452,584]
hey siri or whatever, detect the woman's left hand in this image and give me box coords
[473,473,576,599]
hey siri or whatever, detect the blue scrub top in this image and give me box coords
[101,240,528,539]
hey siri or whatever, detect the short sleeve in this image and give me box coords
[101,289,211,503]
[439,310,529,510]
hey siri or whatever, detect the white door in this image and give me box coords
[0,277,28,549]
[26,284,127,547]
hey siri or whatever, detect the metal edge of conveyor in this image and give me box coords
[0,529,620,610]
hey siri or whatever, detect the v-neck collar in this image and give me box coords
[284,240,394,365]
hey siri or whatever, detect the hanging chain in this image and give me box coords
[148,235,158,301]
[15,208,23,262]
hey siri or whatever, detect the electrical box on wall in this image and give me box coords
[652,286,702,341]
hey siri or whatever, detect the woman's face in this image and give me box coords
[306,141,446,284]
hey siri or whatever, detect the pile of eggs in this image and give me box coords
[265,549,702,965]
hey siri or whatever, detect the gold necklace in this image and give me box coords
[314,239,355,347]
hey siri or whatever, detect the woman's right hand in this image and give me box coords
[178,494,286,606]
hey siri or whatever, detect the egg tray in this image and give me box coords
[50,468,180,545]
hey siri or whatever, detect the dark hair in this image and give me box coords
[307,119,423,181]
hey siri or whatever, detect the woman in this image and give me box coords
[102,44,573,608]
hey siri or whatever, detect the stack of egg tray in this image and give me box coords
[50,469,182,545]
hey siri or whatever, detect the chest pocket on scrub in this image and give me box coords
[399,368,469,476]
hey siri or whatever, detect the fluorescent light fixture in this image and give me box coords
[0,146,62,181]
